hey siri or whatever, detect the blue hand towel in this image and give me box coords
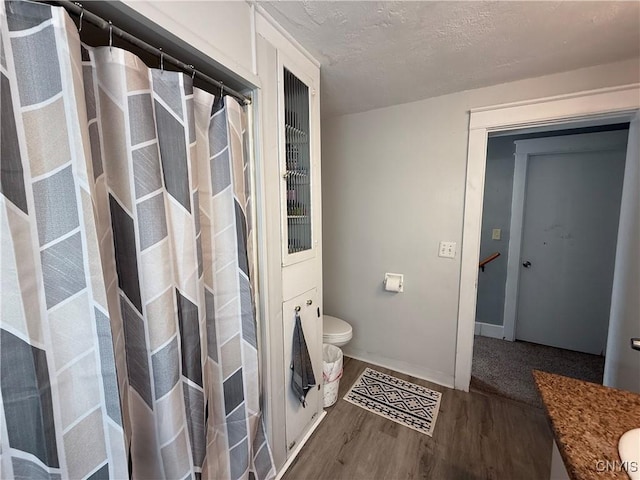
[291,312,316,407]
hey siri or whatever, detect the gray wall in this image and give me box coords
[604,117,640,393]
[321,58,640,387]
[476,126,629,328]
[475,137,515,326]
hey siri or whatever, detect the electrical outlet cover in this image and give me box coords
[438,241,456,258]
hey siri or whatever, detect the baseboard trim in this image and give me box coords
[342,348,454,389]
[275,410,327,480]
[475,322,505,339]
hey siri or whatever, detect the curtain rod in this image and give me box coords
[52,0,251,105]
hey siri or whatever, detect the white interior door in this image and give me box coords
[283,288,321,453]
[516,141,626,354]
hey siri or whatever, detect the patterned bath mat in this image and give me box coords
[344,368,442,436]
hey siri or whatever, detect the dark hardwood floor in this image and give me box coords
[282,357,553,480]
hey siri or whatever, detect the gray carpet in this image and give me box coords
[471,335,605,408]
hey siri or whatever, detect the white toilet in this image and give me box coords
[322,315,353,347]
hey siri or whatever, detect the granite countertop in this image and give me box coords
[533,370,640,480]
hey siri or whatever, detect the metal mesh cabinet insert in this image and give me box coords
[283,68,312,255]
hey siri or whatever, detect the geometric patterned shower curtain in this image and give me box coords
[0,1,274,479]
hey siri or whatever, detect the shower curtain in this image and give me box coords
[0,1,274,479]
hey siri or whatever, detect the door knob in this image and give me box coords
[306,299,313,306]
[522,261,532,268]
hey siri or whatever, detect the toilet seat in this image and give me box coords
[323,315,352,343]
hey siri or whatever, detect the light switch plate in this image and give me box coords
[438,241,456,259]
[492,228,501,240]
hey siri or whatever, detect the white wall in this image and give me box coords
[123,1,256,83]
[322,58,640,387]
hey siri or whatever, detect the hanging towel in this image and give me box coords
[291,312,316,407]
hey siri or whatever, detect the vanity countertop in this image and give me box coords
[533,370,640,479]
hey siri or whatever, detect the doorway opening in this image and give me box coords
[454,84,640,393]
[470,123,629,407]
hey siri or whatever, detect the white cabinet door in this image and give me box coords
[278,51,320,269]
[282,288,321,453]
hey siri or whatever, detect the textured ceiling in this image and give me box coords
[260,1,640,118]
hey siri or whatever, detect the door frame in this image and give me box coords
[503,130,630,343]
[454,83,640,391]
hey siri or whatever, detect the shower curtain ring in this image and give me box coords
[219,81,224,101]
[108,21,113,52]
[159,48,164,73]
[190,65,196,80]
[75,3,83,32]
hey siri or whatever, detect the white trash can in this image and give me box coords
[322,344,343,407]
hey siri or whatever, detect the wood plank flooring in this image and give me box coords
[282,357,553,480]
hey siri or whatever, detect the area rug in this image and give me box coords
[344,368,442,436]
